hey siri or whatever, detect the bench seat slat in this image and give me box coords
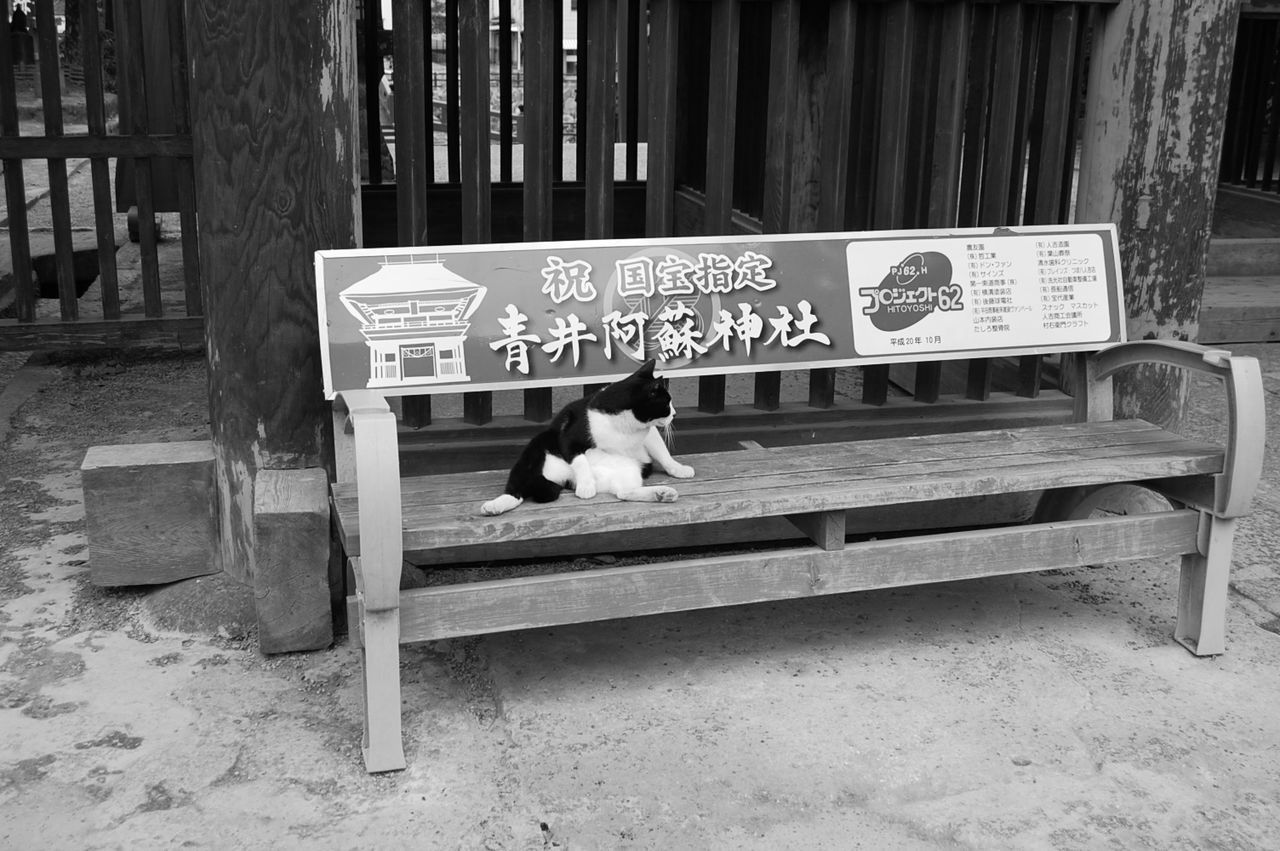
[342,418,1162,502]
[353,419,1182,505]
[333,420,1223,555]
[381,429,1204,513]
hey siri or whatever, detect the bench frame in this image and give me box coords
[321,234,1265,773]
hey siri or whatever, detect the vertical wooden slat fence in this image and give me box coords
[1221,10,1280,192]
[0,0,202,350]
[344,0,1117,474]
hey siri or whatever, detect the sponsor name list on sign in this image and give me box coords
[316,225,1123,398]
[847,229,1119,357]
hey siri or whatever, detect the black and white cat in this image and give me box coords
[480,359,695,516]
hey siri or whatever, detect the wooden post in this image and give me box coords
[253,468,333,653]
[185,0,359,585]
[1075,0,1240,429]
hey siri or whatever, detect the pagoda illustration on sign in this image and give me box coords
[339,257,487,388]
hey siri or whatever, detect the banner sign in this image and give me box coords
[317,224,1124,399]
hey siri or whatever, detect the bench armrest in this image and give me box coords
[1089,340,1265,518]
[340,390,404,612]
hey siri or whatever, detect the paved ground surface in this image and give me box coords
[0,341,1277,850]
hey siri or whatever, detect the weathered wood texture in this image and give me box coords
[1177,514,1235,656]
[333,420,1224,556]
[396,492,1038,566]
[253,468,333,653]
[382,511,1202,644]
[80,441,221,586]
[1075,0,1240,429]
[333,326,1261,771]
[185,0,358,584]
[0,316,205,350]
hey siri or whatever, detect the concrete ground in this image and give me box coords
[0,340,1277,850]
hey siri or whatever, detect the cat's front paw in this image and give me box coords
[575,481,597,499]
[668,463,695,479]
[654,486,679,502]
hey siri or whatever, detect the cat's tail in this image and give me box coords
[481,494,522,516]
[481,474,563,515]
[481,430,565,516]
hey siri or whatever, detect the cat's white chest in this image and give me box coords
[586,409,653,461]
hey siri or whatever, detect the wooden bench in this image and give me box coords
[316,225,1265,772]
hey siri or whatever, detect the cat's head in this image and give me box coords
[593,359,675,426]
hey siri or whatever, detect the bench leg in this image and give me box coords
[1175,514,1236,657]
[360,607,407,772]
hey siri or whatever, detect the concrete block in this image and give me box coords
[253,468,333,654]
[80,441,221,587]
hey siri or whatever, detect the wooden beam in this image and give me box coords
[392,0,430,244]
[81,441,221,587]
[400,493,1037,566]
[873,1,913,228]
[816,0,855,232]
[185,0,358,583]
[703,0,741,234]
[0,316,206,350]
[927,2,971,227]
[253,468,333,653]
[394,512,1201,643]
[520,0,557,430]
[786,510,846,551]
[458,0,492,243]
[763,0,803,229]
[0,135,193,158]
[523,0,556,241]
[80,0,123,319]
[460,0,493,459]
[644,0,679,236]
[978,4,1023,227]
[0,1,35,324]
[497,0,514,182]
[584,0,618,238]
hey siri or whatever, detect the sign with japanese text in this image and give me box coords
[316,224,1124,399]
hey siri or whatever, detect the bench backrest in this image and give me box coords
[316,224,1124,401]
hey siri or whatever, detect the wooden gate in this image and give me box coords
[0,0,201,350]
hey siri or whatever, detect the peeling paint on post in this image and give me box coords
[1075,0,1240,430]
[185,0,358,586]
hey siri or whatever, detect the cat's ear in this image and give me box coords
[637,359,657,379]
